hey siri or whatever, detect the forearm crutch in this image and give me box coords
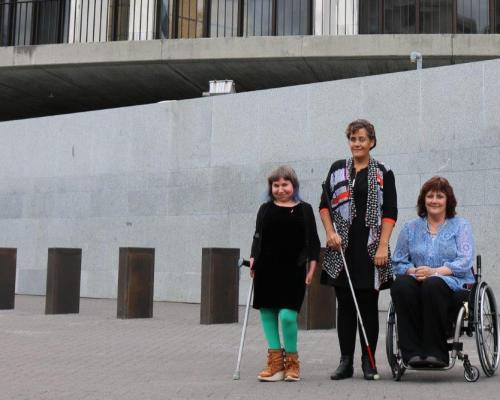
[322,183,380,379]
[233,258,253,380]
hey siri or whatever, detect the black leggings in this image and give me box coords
[335,286,379,358]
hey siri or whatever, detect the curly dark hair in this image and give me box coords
[345,119,376,150]
[417,176,457,218]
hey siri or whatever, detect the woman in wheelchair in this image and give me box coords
[391,176,475,369]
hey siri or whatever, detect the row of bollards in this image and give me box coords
[0,247,155,319]
[1,247,335,329]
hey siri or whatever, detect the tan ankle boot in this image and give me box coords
[258,349,284,381]
[284,352,300,381]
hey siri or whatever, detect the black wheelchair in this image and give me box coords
[386,256,499,382]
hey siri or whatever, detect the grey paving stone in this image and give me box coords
[0,295,497,400]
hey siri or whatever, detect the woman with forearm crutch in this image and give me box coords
[319,119,398,380]
[250,166,320,382]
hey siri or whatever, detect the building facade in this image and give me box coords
[1,1,499,47]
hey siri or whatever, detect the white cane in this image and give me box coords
[233,259,253,380]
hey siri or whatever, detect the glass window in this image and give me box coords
[244,0,272,36]
[158,0,169,39]
[110,0,130,41]
[276,0,311,35]
[497,0,500,33]
[32,0,65,44]
[0,0,13,46]
[11,0,34,45]
[317,0,357,35]
[384,0,416,34]
[210,0,239,37]
[420,0,453,33]
[177,0,206,38]
[359,0,381,34]
[457,0,490,33]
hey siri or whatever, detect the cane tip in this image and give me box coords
[373,374,380,380]
[233,372,240,380]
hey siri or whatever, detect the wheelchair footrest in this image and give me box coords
[447,342,463,351]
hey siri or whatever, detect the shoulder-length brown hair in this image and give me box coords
[417,176,457,218]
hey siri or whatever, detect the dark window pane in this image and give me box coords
[158,0,169,39]
[457,0,490,33]
[0,0,14,46]
[33,0,65,44]
[420,0,452,33]
[359,0,381,34]
[384,0,416,34]
[110,0,130,41]
[497,0,500,33]
[276,0,311,35]
[244,0,272,36]
[210,0,239,37]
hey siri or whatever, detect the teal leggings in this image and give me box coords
[259,308,298,353]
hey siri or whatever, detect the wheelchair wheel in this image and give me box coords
[474,282,500,377]
[464,365,480,382]
[386,302,405,381]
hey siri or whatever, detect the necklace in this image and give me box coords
[426,219,446,235]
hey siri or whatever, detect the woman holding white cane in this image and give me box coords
[319,119,398,380]
[250,165,320,382]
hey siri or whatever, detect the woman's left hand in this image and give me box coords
[305,271,314,285]
[374,245,389,267]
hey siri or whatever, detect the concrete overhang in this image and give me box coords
[1,34,499,121]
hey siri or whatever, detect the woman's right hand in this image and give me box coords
[326,231,342,250]
[250,257,255,278]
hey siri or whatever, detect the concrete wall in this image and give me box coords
[1,58,499,307]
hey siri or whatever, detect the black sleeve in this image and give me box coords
[250,203,266,258]
[382,169,398,221]
[305,203,321,262]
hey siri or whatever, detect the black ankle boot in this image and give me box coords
[330,355,354,380]
[361,355,379,380]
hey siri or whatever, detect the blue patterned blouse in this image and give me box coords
[392,216,475,291]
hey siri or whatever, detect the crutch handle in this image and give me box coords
[238,258,251,268]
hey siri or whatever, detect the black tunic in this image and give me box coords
[321,165,397,289]
[252,202,319,312]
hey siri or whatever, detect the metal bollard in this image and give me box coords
[298,248,336,330]
[200,248,240,324]
[45,248,82,314]
[0,248,17,310]
[117,247,155,319]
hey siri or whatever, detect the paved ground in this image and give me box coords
[1,295,498,400]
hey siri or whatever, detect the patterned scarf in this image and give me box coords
[323,157,392,290]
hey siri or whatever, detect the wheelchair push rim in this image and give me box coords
[386,302,406,381]
[474,282,500,377]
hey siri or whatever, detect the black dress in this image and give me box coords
[252,202,318,312]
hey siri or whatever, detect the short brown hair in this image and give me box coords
[267,165,300,201]
[417,176,457,218]
[345,119,376,149]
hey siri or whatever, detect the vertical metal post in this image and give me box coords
[45,248,82,314]
[0,248,16,310]
[271,0,277,35]
[237,0,244,36]
[117,248,155,319]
